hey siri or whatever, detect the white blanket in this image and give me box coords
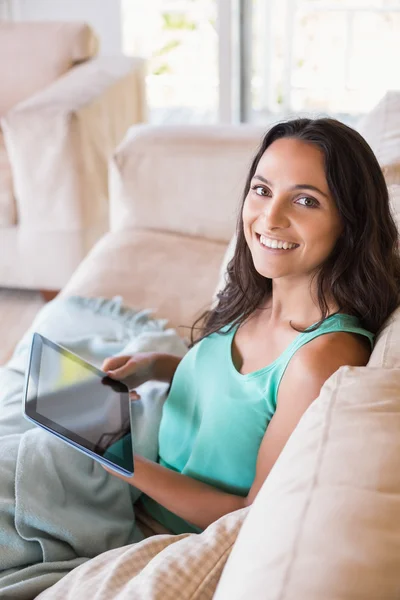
[0,296,188,600]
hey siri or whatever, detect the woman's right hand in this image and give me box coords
[102,352,160,390]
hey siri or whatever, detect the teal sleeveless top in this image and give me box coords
[141,313,375,535]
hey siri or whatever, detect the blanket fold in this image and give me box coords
[0,295,188,600]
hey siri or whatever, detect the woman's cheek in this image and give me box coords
[241,210,251,243]
[242,197,253,227]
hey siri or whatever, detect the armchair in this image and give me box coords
[0,21,146,295]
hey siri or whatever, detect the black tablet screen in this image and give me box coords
[25,333,133,473]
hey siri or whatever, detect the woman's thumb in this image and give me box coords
[102,355,130,373]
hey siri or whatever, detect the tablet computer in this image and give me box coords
[23,332,134,477]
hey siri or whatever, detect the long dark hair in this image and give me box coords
[190,117,400,347]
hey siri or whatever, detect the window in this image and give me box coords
[122,0,400,125]
[122,0,218,123]
[244,0,400,125]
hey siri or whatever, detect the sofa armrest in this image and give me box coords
[1,56,146,252]
[109,124,265,243]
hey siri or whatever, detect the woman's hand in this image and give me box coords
[102,352,159,391]
[102,352,182,391]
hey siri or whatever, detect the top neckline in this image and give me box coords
[228,312,358,380]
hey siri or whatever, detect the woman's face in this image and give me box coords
[242,137,344,281]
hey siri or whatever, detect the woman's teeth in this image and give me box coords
[259,235,299,250]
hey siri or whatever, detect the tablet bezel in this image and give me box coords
[24,332,134,476]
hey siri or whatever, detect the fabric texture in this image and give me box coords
[108,123,264,241]
[389,183,400,224]
[0,127,15,227]
[36,506,248,600]
[212,233,237,304]
[0,295,188,600]
[142,313,374,535]
[0,22,98,116]
[214,366,400,600]
[357,90,400,185]
[0,56,146,290]
[60,229,228,334]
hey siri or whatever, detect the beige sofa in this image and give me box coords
[60,123,265,332]
[0,21,146,294]
[38,93,400,599]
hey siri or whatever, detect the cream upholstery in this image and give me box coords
[62,125,264,331]
[108,124,264,241]
[0,21,146,291]
[0,21,98,116]
[60,229,228,337]
[0,128,15,227]
[36,506,247,600]
[357,90,400,186]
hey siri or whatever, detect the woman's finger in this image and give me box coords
[106,361,137,379]
[102,355,130,372]
[129,391,141,401]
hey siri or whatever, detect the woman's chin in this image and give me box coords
[252,263,274,279]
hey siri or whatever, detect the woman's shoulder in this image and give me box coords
[303,327,372,368]
[328,312,375,353]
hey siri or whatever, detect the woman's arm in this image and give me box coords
[153,353,182,383]
[103,455,246,531]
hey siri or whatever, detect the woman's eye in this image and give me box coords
[252,185,269,197]
[250,186,319,208]
[297,196,319,208]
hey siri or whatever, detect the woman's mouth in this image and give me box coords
[256,234,300,254]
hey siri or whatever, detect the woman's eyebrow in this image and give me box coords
[253,174,329,199]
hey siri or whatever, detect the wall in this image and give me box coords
[17,0,122,55]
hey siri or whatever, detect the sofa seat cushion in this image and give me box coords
[60,229,227,337]
[0,22,99,116]
[0,127,16,226]
[36,502,248,600]
[357,91,400,185]
[214,366,400,600]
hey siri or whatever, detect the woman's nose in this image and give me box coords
[262,197,290,227]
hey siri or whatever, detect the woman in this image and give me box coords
[102,117,400,536]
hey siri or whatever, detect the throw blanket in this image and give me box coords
[0,296,188,600]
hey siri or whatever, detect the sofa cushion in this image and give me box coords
[109,124,263,242]
[0,127,16,226]
[0,22,99,116]
[389,183,400,216]
[60,229,227,337]
[214,366,400,600]
[35,504,248,600]
[357,90,400,186]
[212,233,237,304]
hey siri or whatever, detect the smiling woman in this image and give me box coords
[194,118,400,341]
[241,136,344,308]
[98,117,400,538]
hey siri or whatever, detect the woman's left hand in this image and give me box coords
[102,463,135,483]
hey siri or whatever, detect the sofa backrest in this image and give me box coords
[109,124,265,243]
[357,90,400,187]
[0,21,99,116]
